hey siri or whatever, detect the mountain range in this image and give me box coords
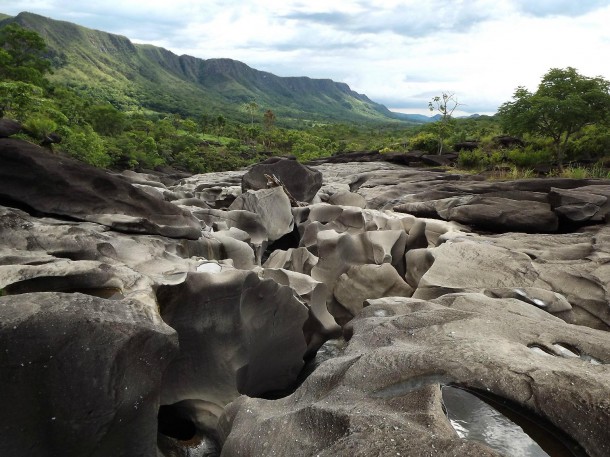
[0,11,428,125]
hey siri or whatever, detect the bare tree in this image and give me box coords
[428,92,461,155]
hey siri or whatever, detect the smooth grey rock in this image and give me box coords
[334,263,414,316]
[0,138,202,239]
[396,196,559,233]
[0,292,177,457]
[219,293,610,456]
[327,190,367,208]
[242,157,323,203]
[157,271,308,432]
[408,240,538,299]
[261,268,341,354]
[229,187,294,242]
[263,247,319,276]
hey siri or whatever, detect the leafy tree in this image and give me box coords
[0,81,45,121]
[60,124,111,168]
[241,100,258,127]
[0,24,51,85]
[428,92,460,154]
[498,67,610,168]
[88,103,125,136]
[23,114,57,141]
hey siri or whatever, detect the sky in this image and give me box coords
[2,0,610,116]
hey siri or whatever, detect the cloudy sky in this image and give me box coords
[2,0,610,115]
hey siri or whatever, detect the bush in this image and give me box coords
[568,125,610,161]
[23,115,57,140]
[458,148,490,168]
[59,125,112,168]
[506,146,552,168]
[408,132,438,154]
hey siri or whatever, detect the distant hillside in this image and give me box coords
[0,12,411,125]
[392,112,437,123]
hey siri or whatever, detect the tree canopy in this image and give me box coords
[0,23,51,85]
[498,67,610,168]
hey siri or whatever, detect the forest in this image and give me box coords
[2,22,610,178]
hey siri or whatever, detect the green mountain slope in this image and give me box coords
[1,11,402,124]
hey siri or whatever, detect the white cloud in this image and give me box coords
[3,0,610,114]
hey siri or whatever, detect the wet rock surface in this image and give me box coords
[1,144,609,456]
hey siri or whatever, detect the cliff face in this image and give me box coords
[1,11,397,123]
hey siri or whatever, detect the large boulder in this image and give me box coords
[0,292,177,457]
[406,239,539,299]
[261,268,341,354]
[333,263,414,315]
[229,187,294,242]
[156,270,309,433]
[242,157,323,203]
[549,186,610,222]
[396,195,559,233]
[0,119,23,137]
[0,138,202,239]
[219,293,610,456]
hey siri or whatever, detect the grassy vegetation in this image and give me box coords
[1,12,404,127]
[1,15,609,179]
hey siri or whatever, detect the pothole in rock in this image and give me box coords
[528,343,603,365]
[157,404,220,457]
[441,385,588,457]
[4,279,124,300]
[259,337,348,400]
[371,373,453,399]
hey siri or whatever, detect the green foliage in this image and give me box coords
[458,148,494,170]
[506,147,553,168]
[88,103,125,136]
[60,124,112,168]
[0,23,51,86]
[558,164,610,179]
[568,124,610,161]
[0,80,44,121]
[498,67,610,167]
[23,114,57,139]
[495,165,536,180]
[408,132,438,154]
[428,92,460,154]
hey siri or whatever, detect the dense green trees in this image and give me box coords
[498,67,610,168]
[0,23,51,86]
[2,24,608,176]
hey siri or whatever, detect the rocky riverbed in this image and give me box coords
[1,137,609,456]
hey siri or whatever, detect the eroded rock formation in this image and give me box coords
[1,139,609,456]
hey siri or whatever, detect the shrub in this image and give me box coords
[506,146,552,167]
[59,125,112,168]
[23,115,57,140]
[458,148,489,168]
[568,125,610,161]
[408,132,438,154]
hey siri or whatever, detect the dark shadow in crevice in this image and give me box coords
[157,403,220,457]
[261,224,301,264]
[258,337,348,401]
